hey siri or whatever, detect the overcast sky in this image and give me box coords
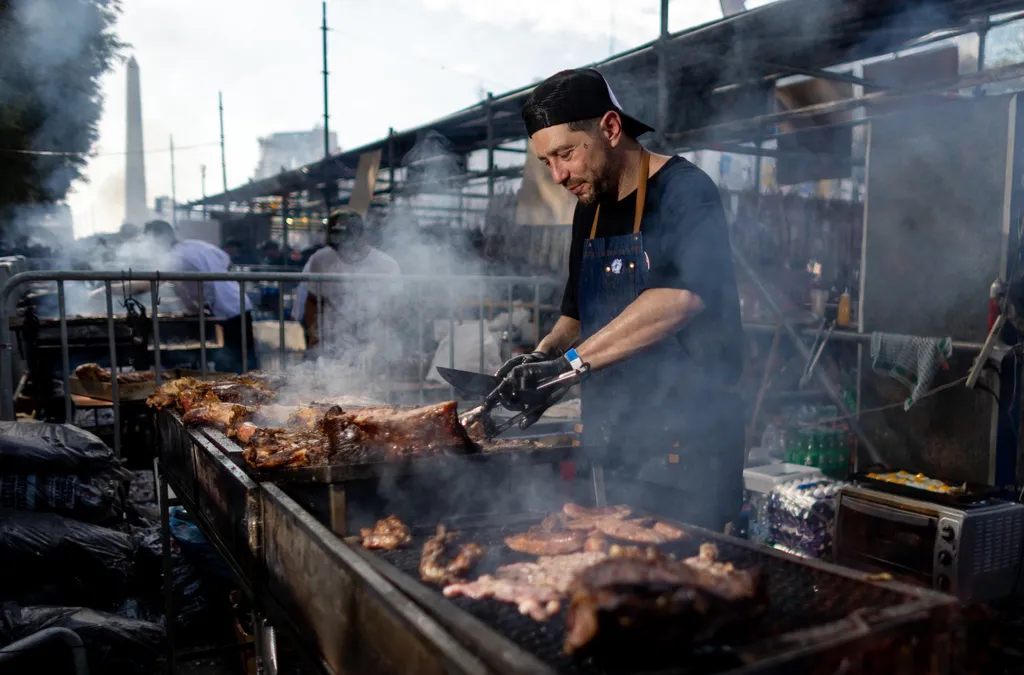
[66,0,782,237]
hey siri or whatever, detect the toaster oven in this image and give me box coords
[834,485,1024,602]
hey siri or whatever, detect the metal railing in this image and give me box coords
[0,270,561,455]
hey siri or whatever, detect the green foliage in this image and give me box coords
[0,0,123,231]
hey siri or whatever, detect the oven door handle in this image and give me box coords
[843,497,936,528]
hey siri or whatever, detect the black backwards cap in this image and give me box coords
[522,68,654,138]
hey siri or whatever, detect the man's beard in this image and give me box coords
[571,169,616,206]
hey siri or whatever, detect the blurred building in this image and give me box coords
[254,127,339,180]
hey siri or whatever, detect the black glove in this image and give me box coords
[488,356,573,413]
[495,350,552,379]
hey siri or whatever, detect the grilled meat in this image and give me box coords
[652,521,687,541]
[181,402,254,432]
[288,406,327,430]
[242,427,330,469]
[420,525,458,584]
[323,401,476,463]
[563,503,632,520]
[75,363,157,384]
[146,371,284,413]
[608,544,663,561]
[419,525,484,584]
[496,551,608,594]
[584,532,609,553]
[505,530,586,556]
[147,377,200,409]
[360,515,412,551]
[593,516,687,544]
[564,555,767,656]
[443,576,562,621]
[446,543,486,579]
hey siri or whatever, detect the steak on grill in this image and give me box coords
[443,576,562,621]
[361,515,412,551]
[564,554,767,656]
[496,551,608,594]
[323,401,477,462]
[592,516,687,544]
[563,503,632,520]
[505,530,586,556]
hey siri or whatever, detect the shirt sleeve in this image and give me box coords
[646,169,732,311]
[559,205,586,320]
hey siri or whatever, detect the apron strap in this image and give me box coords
[588,150,651,239]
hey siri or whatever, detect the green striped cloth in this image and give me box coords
[870,333,953,411]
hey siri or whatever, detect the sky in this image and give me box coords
[65,0,772,237]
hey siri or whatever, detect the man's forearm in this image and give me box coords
[576,288,703,371]
[536,315,580,356]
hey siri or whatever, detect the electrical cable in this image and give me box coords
[0,141,221,158]
[804,376,969,427]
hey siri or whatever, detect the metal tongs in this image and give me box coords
[459,369,580,440]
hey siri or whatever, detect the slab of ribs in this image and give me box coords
[74,363,157,385]
[147,372,479,470]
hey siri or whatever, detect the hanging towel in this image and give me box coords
[870,333,953,411]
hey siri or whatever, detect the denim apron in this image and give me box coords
[577,151,744,530]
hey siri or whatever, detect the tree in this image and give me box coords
[0,0,123,237]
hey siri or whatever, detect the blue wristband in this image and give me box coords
[564,348,585,373]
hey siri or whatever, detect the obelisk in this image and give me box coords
[124,56,148,226]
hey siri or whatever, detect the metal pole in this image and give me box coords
[240,281,248,373]
[170,135,177,225]
[506,283,513,363]
[278,280,286,370]
[57,281,71,423]
[105,282,121,457]
[478,283,485,373]
[281,195,290,250]
[159,466,175,675]
[485,93,495,200]
[321,0,330,158]
[219,91,228,193]
[656,0,670,149]
[731,246,884,465]
[151,280,162,386]
[387,127,396,195]
[417,285,425,405]
[200,164,208,221]
[198,280,207,378]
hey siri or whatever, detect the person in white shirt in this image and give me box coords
[303,208,400,365]
[143,220,257,373]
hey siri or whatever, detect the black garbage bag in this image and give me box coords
[0,602,163,675]
[0,422,129,478]
[0,509,133,606]
[130,524,217,634]
[0,471,126,524]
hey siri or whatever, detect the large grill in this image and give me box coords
[358,516,962,675]
[157,410,961,675]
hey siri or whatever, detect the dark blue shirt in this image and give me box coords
[561,155,743,387]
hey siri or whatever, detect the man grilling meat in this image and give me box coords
[490,68,745,531]
[302,208,400,366]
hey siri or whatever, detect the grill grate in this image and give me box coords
[373,519,917,675]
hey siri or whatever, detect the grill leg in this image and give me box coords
[255,616,278,675]
[328,485,347,536]
[591,464,607,507]
[159,464,176,675]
